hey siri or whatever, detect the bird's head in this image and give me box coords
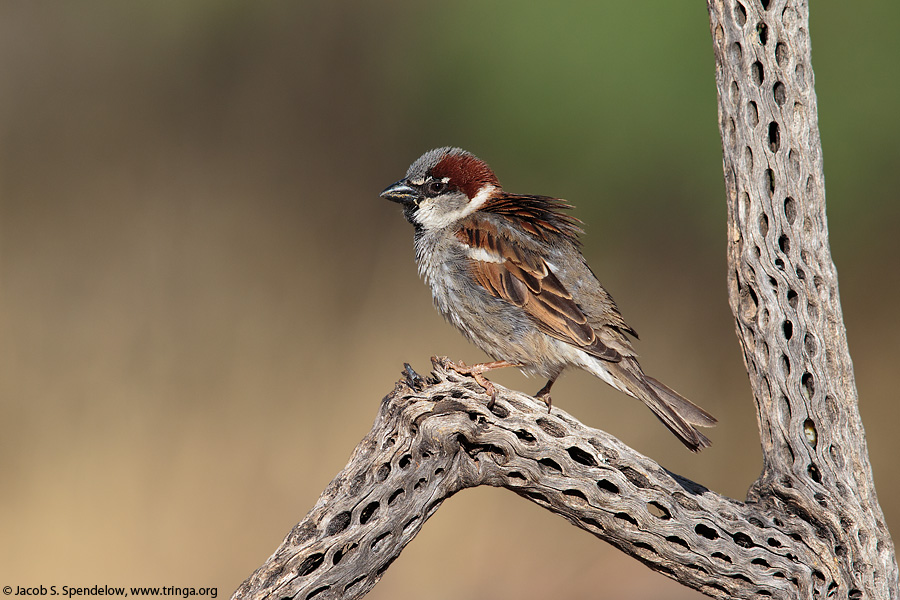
[380,147,501,230]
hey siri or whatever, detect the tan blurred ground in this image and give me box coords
[1,3,897,598]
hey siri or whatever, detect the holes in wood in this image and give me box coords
[778,234,790,256]
[567,446,598,467]
[751,557,771,568]
[804,419,818,448]
[774,81,786,106]
[371,530,393,553]
[398,454,412,469]
[297,552,325,577]
[666,535,690,550]
[757,22,768,45]
[388,488,405,506]
[760,0,771,9]
[744,145,754,171]
[325,511,352,537]
[782,320,793,340]
[807,299,818,320]
[457,434,506,460]
[620,466,650,488]
[801,372,815,400]
[786,288,798,310]
[343,575,366,595]
[413,477,427,491]
[783,196,797,224]
[804,332,817,356]
[759,213,769,237]
[425,498,442,517]
[787,149,800,183]
[752,60,765,86]
[536,417,566,438]
[333,543,354,566]
[306,586,330,599]
[732,532,756,548]
[775,42,789,67]
[523,490,549,504]
[633,541,658,557]
[741,285,759,321]
[375,463,391,482]
[647,501,671,520]
[767,537,782,547]
[734,2,747,26]
[747,100,759,127]
[809,464,822,484]
[695,523,719,539]
[615,512,638,526]
[515,429,536,443]
[711,551,732,563]
[538,457,562,472]
[564,489,588,504]
[765,168,775,197]
[768,121,780,152]
[489,402,510,418]
[359,501,380,525]
[731,42,743,66]
[830,442,844,469]
[402,516,419,537]
[507,471,526,483]
[597,479,620,494]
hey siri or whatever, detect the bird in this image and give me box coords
[380,147,717,451]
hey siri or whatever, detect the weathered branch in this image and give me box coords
[233,359,825,600]
[232,1,897,599]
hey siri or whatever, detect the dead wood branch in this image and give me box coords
[232,1,898,598]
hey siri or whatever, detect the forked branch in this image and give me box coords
[232,0,898,598]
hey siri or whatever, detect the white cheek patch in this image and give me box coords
[413,184,497,230]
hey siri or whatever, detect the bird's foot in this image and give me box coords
[534,380,555,413]
[446,359,518,410]
[535,390,552,413]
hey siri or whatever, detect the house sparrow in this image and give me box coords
[381,147,716,451]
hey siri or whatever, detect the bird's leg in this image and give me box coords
[446,359,519,410]
[534,376,557,413]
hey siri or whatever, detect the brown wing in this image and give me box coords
[457,219,621,362]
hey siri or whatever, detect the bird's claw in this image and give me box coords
[445,359,501,409]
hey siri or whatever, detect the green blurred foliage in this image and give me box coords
[0,2,896,599]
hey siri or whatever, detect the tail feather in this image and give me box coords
[596,361,717,452]
[644,375,718,427]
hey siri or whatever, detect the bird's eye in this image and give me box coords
[424,180,448,196]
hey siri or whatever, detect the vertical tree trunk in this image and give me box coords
[708,0,898,594]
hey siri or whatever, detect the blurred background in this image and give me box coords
[1,2,897,598]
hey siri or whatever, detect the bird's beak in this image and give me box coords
[380,180,419,204]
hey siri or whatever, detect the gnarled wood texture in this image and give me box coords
[232,1,897,598]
